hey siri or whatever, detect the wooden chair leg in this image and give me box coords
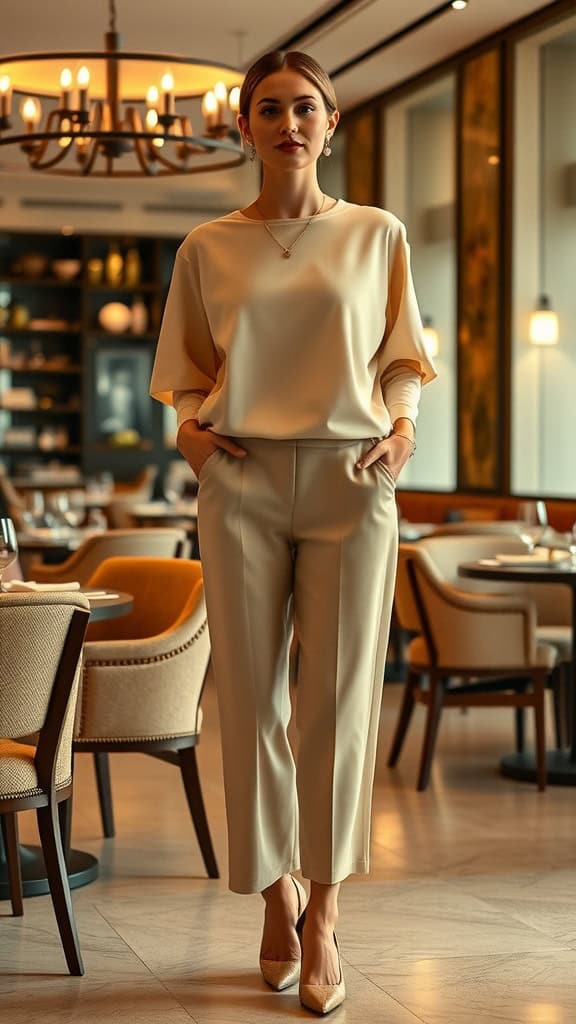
[178,745,219,878]
[388,670,420,767]
[93,752,115,838]
[515,706,525,752]
[0,813,24,916]
[550,665,565,750]
[533,673,547,792]
[417,675,445,792]
[58,796,72,861]
[36,798,84,976]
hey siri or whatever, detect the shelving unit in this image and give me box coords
[0,230,181,482]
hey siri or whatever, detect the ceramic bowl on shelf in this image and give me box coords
[97,301,132,333]
[15,252,49,278]
[52,258,81,282]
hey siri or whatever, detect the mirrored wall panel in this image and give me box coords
[383,75,456,491]
[512,14,576,498]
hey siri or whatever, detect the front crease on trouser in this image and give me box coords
[196,436,399,894]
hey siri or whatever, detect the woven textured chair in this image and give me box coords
[27,528,187,585]
[0,592,90,975]
[74,556,218,878]
[388,542,557,791]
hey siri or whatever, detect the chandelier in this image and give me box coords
[0,0,246,177]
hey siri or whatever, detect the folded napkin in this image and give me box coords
[2,580,81,592]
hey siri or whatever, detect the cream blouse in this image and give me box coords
[150,199,436,439]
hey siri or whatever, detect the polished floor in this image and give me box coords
[2,675,576,1023]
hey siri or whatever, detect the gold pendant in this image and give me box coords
[283,250,291,258]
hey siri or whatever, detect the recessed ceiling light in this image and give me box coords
[451,1,468,9]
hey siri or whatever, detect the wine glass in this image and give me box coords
[518,500,548,554]
[0,518,18,590]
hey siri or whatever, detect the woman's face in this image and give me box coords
[238,69,339,170]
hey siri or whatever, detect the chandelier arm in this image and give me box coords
[26,109,73,170]
[79,101,105,176]
[125,105,156,176]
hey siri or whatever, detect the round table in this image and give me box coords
[459,559,576,785]
[130,501,199,558]
[0,588,133,899]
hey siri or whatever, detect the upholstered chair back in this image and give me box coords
[77,557,209,743]
[417,533,571,627]
[30,528,186,586]
[0,592,90,791]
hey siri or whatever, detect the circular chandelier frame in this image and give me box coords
[0,1,246,177]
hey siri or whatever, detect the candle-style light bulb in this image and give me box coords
[76,66,90,113]
[60,67,73,110]
[229,86,240,113]
[160,71,175,115]
[214,80,227,123]
[21,96,41,129]
[146,108,159,130]
[58,118,72,148]
[0,75,12,122]
[202,90,218,131]
[153,124,165,149]
[146,85,159,109]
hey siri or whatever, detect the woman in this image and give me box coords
[150,49,436,1015]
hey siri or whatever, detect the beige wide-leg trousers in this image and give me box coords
[197,436,398,894]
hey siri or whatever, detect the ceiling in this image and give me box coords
[0,0,557,111]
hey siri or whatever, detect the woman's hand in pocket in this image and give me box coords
[177,419,247,479]
[355,434,413,482]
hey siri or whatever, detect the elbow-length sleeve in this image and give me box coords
[149,244,219,417]
[378,219,437,423]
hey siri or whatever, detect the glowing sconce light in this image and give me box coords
[422,316,440,358]
[529,295,559,346]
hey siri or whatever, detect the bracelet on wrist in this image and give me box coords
[392,431,417,457]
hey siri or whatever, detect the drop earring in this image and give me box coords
[323,133,333,157]
[246,141,256,161]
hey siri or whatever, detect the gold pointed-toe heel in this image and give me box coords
[297,911,346,1015]
[259,875,307,991]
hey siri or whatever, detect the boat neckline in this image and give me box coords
[230,198,347,224]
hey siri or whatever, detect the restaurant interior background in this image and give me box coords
[0,0,574,516]
[2,1,576,1018]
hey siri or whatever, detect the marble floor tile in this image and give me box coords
[4,677,576,1023]
[358,949,576,1024]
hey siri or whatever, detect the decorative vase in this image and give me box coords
[124,247,142,287]
[131,295,149,335]
[105,243,124,286]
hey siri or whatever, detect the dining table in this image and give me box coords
[459,557,576,785]
[129,499,199,557]
[0,587,134,899]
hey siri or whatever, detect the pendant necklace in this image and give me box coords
[256,193,327,258]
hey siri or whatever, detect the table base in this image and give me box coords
[500,750,576,786]
[0,845,98,899]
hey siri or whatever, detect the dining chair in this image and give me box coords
[388,542,557,791]
[74,556,218,878]
[0,591,90,975]
[414,533,572,747]
[27,528,187,584]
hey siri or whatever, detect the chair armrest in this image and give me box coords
[76,613,210,742]
[416,570,539,668]
[28,553,79,582]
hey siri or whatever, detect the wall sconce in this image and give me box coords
[422,316,440,358]
[529,294,559,346]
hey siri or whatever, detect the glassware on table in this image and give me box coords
[63,493,86,528]
[164,464,186,504]
[518,500,548,553]
[0,517,18,589]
